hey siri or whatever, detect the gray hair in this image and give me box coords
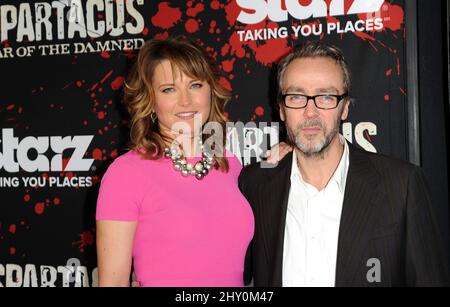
[277,41,351,102]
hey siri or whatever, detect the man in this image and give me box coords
[239,42,449,287]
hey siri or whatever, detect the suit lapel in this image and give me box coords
[335,144,384,286]
[259,152,293,287]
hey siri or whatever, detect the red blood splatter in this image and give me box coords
[97,111,105,120]
[380,3,404,31]
[399,87,407,96]
[386,69,392,76]
[100,51,110,59]
[187,3,204,17]
[367,41,378,52]
[255,106,265,116]
[54,197,60,205]
[92,176,100,185]
[326,15,340,25]
[210,20,217,33]
[219,77,232,92]
[221,43,230,56]
[111,149,118,159]
[185,19,199,33]
[384,95,390,101]
[396,58,400,75]
[76,81,83,87]
[93,148,103,160]
[7,104,14,110]
[24,194,30,202]
[111,76,124,91]
[247,22,292,66]
[123,49,136,60]
[228,19,293,66]
[101,70,113,84]
[81,231,94,244]
[357,3,404,32]
[299,0,312,6]
[364,130,373,142]
[35,202,45,215]
[9,224,16,235]
[151,2,182,29]
[62,158,70,172]
[211,1,220,10]
[222,58,236,73]
[73,231,94,253]
[154,32,169,40]
[10,247,16,255]
[229,32,246,58]
[344,0,356,14]
[323,0,340,23]
[142,27,149,35]
[224,0,243,26]
[353,31,376,42]
[18,107,22,114]
[90,82,99,92]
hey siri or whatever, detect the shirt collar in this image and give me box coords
[330,134,349,194]
[290,134,350,194]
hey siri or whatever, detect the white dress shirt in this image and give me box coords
[282,135,350,287]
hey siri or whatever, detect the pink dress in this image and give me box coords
[96,150,254,287]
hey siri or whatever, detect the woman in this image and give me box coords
[96,37,256,287]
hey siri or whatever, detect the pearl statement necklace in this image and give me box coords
[164,145,214,180]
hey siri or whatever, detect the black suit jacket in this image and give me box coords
[238,143,449,287]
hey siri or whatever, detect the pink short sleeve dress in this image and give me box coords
[96,149,254,287]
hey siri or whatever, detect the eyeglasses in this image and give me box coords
[280,93,348,110]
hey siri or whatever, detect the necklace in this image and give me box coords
[164,144,214,180]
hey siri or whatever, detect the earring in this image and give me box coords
[150,112,157,124]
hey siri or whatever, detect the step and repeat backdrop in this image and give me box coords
[0,0,408,286]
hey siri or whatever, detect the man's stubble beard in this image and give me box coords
[287,115,341,159]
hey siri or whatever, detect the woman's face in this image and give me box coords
[152,60,212,140]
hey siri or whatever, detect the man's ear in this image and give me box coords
[341,99,350,121]
[279,104,286,122]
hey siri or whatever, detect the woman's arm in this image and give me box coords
[265,142,293,163]
[96,220,137,287]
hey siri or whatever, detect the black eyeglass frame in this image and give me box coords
[280,93,349,110]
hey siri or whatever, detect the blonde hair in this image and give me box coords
[124,37,230,171]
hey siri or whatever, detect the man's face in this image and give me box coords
[279,57,350,157]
